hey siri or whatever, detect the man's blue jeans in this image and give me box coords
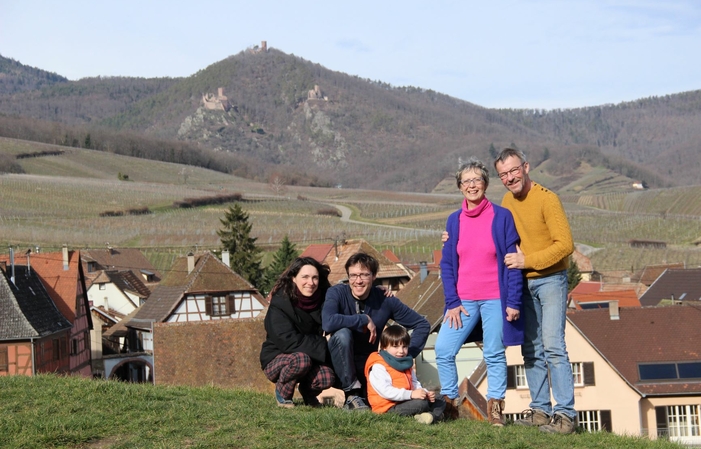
[327,328,367,393]
[435,299,505,400]
[521,270,575,419]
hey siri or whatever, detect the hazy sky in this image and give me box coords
[1,0,699,109]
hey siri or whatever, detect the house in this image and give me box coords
[103,251,267,382]
[300,238,413,291]
[0,247,93,377]
[571,249,593,282]
[476,305,701,443]
[87,269,150,316]
[0,259,73,376]
[639,267,701,307]
[81,247,161,289]
[568,281,641,310]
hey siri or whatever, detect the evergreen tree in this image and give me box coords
[567,256,582,292]
[217,204,262,288]
[488,143,498,160]
[260,235,298,295]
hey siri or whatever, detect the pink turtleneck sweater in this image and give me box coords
[456,197,500,300]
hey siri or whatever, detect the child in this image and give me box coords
[364,324,446,424]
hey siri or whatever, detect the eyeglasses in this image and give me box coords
[459,177,484,187]
[348,273,372,281]
[497,163,525,180]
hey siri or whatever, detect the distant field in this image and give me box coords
[2,138,700,273]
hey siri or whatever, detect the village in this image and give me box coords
[1,237,700,446]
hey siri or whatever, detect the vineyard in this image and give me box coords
[2,141,700,273]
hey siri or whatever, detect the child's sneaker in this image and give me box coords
[275,390,294,408]
[540,413,577,434]
[414,412,434,425]
[514,408,550,426]
[343,395,369,411]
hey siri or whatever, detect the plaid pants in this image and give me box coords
[264,352,335,400]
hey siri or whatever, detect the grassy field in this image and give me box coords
[0,374,685,449]
[2,137,700,272]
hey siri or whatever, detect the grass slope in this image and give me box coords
[0,375,684,449]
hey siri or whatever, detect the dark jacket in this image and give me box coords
[259,290,329,369]
[441,201,524,346]
[322,284,430,359]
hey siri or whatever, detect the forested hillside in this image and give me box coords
[1,47,699,192]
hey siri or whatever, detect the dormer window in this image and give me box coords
[87,261,97,273]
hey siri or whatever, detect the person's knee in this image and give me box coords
[328,328,353,348]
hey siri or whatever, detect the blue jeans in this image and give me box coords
[327,328,368,394]
[521,270,575,418]
[435,299,505,400]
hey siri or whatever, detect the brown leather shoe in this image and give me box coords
[487,398,505,426]
[443,395,460,420]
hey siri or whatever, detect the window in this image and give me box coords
[205,294,235,317]
[71,338,78,355]
[87,261,97,273]
[515,365,528,388]
[98,283,106,290]
[0,346,8,372]
[508,363,594,389]
[657,405,701,438]
[572,362,595,386]
[640,362,701,381]
[578,410,612,432]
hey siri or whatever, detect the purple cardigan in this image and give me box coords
[440,201,524,346]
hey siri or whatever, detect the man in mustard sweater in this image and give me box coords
[495,147,576,434]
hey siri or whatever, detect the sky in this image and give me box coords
[1,0,700,110]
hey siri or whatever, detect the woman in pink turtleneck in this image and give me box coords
[435,158,523,426]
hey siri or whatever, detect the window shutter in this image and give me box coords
[227,295,236,314]
[655,406,668,434]
[506,366,516,389]
[600,410,612,432]
[584,362,596,386]
[205,295,212,316]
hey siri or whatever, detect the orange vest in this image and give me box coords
[364,352,413,414]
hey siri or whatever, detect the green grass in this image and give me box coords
[0,375,684,449]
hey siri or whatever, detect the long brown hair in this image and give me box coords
[270,257,331,302]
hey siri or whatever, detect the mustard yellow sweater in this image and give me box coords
[501,182,574,278]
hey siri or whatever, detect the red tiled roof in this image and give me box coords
[570,281,602,295]
[81,248,161,285]
[1,250,81,322]
[568,305,701,395]
[570,290,641,309]
[633,263,685,286]
[396,268,445,331]
[299,244,334,263]
[302,239,412,286]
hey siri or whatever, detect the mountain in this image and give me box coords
[0,54,67,95]
[1,47,699,192]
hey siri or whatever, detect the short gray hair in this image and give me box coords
[494,147,527,170]
[455,157,490,189]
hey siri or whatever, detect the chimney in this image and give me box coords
[609,300,620,320]
[26,249,31,275]
[187,252,195,274]
[62,244,69,271]
[10,247,15,285]
[419,261,428,283]
[222,250,230,267]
